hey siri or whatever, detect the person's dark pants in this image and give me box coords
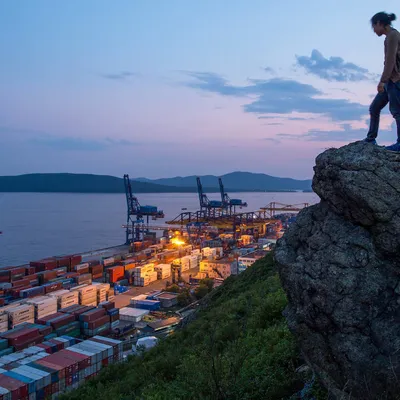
[367,81,400,142]
[367,91,388,140]
[387,80,400,142]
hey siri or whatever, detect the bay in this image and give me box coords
[0,192,319,266]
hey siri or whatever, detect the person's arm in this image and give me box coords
[380,31,399,83]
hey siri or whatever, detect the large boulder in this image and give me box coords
[275,142,400,400]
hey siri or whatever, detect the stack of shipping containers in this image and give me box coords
[0,335,123,399]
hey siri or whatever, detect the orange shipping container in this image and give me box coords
[107,266,124,283]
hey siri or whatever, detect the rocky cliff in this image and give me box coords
[275,142,400,399]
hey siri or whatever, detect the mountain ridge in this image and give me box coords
[135,171,312,191]
[0,172,312,193]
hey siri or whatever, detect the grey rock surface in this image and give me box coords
[275,142,400,399]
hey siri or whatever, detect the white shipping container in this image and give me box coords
[0,322,8,333]
[11,318,35,329]
[0,314,8,324]
[81,301,97,307]
[59,299,79,308]
[75,263,90,271]
[119,307,149,322]
[6,304,34,319]
[46,289,69,297]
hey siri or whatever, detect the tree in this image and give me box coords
[194,284,209,299]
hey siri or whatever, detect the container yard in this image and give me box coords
[0,176,305,397]
[0,334,123,399]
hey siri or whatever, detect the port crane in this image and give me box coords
[123,174,164,244]
[197,177,224,217]
[218,177,247,214]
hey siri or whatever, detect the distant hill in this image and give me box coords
[135,171,312,191]
[0,172,312,193]
[0,173,193,193]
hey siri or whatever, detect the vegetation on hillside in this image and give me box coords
[61,254,327,400]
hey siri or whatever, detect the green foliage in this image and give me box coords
[177,289,191,306]
[61,253,319,400]
[200,277,214,291]
[193,284,207,299]
[165,284,180,293]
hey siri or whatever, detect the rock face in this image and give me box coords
[275,142,400,399]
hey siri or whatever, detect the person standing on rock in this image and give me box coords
[365,12,400,150]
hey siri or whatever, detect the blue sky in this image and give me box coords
[0,0,398,179]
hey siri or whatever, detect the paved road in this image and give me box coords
[114,267,199,309]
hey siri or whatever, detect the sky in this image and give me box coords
[0,0,399,180]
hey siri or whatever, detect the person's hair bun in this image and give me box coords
[389,13,397,22]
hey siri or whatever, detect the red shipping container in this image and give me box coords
[70,255,82,267]
[13,334,44,351]
[3,328,40,345]
[100,301,115,311]
[59,349,91,369]
[45,353,78,375]
[0,373,28,399]
[80,308,106,323]
[44,282,62,294]
[25,266,35,275]
[48,338,64,351]
[35,359,65,379]
[36,343,52,354]
[11,279,30,288]
[37,324,52,336]
[24,274,39,285]
[31,258,57,272]
[90,265,103,274]
[40,271,57,283]
[51,382,59,395]
[75,266,89,275]
[87,315,110,330]
[56,256,70,268]
[54,267,68,276]
[51,314,75,330]
[9,267,25,276]
[64,272,80,279]
[59,305,82,314]
[44,384,52,398]
[37,312,64,324]
[10,285,31,297]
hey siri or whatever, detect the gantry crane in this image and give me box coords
[123,174,164,244]
[196,177,224,217]
[218,177,247,214]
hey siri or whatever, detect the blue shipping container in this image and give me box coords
[134,300,161,311]
[107,308,119,316]
[20,286,45,298]
[4,371,36,393]
[27,362,59,384]
[0,348,13,357]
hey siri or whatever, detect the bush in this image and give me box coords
[61,253,326,400]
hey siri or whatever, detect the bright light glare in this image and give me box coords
[171,238,185,246]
